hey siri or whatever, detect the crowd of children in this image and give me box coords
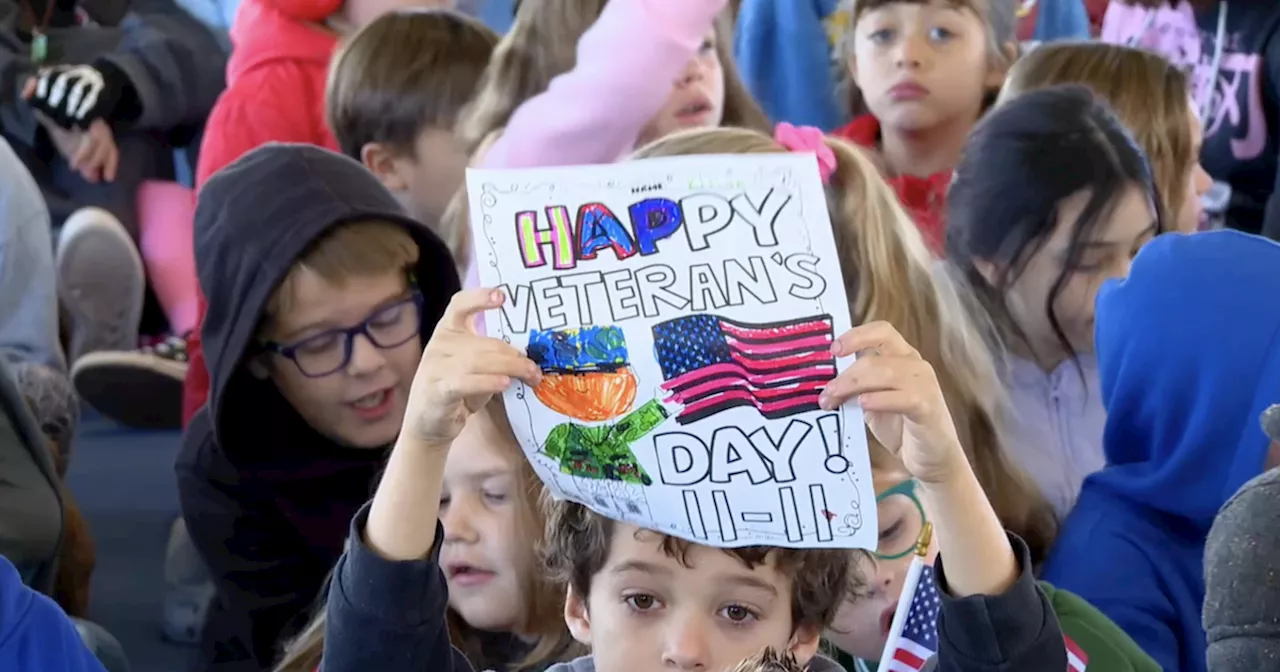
[0,0,1278,671]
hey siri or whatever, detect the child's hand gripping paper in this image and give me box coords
[818,321,1018,599]
[402,288,543,450]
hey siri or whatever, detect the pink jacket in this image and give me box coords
[465,0,726,290]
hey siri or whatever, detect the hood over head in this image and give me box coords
[1091,230,1280,530]
[194,142,459,466]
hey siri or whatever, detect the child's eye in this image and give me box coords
[294,333,339,355]
[868,28,895,43]
[719,604,760,623]
[624,594,660,612]
[880,520,903,541]
[928,26,955,41]
[483,491,508,504]
[699,38,715,53]
[370,303,406,328]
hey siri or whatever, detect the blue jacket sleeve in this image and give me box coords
[1042,534,1182,671]
[733,0,844,130]
[1033,0,1091,42]
[319,504,474,672]
[0,554,107,671]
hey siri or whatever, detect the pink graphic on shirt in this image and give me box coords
[1199,52,1267,161]
[1101,4,1268,161]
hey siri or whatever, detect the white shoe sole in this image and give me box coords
[56,207,145,362]
[71,350,186,430]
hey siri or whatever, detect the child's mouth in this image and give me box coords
[677,101,712,121]
[349,388,393,419]
[880,606,897,637]
[448,565,496,587]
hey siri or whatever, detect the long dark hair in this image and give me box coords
[945,84,1163,363]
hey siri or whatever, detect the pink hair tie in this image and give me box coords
[774,122,837,184]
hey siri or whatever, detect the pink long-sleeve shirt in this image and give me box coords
[465,0,726,291]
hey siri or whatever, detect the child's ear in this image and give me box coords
[786,624,823,665]
[985,41,1018,89]
[360,142,410,192]
[563,584,594,646]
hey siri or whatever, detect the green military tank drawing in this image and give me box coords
[542,398,669,485]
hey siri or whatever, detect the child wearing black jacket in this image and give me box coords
[311,299,1070,671]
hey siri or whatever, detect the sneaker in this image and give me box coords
[10,361,79,468]
[72,336,188,430]
[56,207,145,363]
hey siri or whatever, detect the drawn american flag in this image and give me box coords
[884,564,940,672]
[651,314,836,425]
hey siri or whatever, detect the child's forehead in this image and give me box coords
[602,523,789,588]
[855,0,989,19]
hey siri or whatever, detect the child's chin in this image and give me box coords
[334,420,400,449]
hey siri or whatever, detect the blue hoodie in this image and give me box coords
[0,554,106,671]
[1041,230,1280,672]
[734,0,844,131]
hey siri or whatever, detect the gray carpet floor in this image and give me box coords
[65,411,196,672]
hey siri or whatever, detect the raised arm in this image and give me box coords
[482,0,727,169]
[320,289,540,672]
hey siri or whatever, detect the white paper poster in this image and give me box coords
[466,153,876,550]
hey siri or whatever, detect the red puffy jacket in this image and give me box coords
[183,0,341,426]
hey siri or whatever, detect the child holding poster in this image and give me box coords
[313,289,1070,671]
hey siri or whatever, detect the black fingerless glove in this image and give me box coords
[27,58,140,130]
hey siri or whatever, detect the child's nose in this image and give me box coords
[677,56,708,86]
[345,333,387,375]
[893,35,927,69]
[662,614,711,669]
[441,500,480,544]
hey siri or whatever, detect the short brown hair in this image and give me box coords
[264,220,419,330]
[327,9,499,160]
[542,498,864,631]
[1001,42,1193,230]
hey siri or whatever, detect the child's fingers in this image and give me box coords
[100,132,119,182]
[434,331,534,363]
[831,320,920,359]
[437,288,505,335]
[819,355,919,409]
[443,374,513,401]
[450,347,541,386]
[855,390,925,418]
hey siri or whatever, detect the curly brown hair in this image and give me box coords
[729,648,805,672]
[541,497,866,632]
